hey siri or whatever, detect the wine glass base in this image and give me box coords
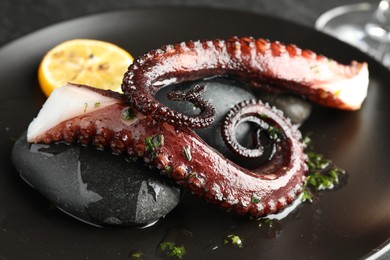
[315,3,390,67]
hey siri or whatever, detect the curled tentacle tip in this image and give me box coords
[164,84,216,129]
[221,99,299,160]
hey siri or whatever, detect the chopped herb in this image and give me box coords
[258,218,274,228]
[223,234,243,248]
[329,168,343,183]
[258,113,268,119]
[94,102,101,108]
[308,173,330,190]
[164,165,171,172]
[301,135,346,202]
[129,250,144,259]
[306,151,331,171]
[264,218,273,227]
[145,137,154,152]
[251,194,260,204]
[301,188,313,203]
[188,172,197,178]
[121,108,136,120]
[302,134,313,149]
[145,134,164,152]
[306,168,344,191]
[183,146,192,161]
[159,242,186,258]
[258,218,278,232]
[267,126,283,141]
[83,102,88,113]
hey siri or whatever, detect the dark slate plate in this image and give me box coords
[1,7,390,260]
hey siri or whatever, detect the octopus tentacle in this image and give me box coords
[221,100,284,158]
[166,85,216,128]
[122,36,368,129]
[222,99,306,176]
[221,100,271,158]
[27,36,369,217]
[28,84,307,216]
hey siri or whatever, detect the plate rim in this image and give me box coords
[1,6,390,260]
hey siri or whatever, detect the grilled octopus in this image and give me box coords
[27,36,369,216]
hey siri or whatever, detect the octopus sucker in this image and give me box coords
[27,36,369,217]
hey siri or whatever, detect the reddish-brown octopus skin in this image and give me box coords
[28,85,307,217]
[122,36,368,129]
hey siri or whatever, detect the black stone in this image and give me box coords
[155,78,311,168]
[259,93,312,125]
[12,134,181,227]
[156,78,257,163]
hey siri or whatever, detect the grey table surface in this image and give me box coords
[0,0,389,259]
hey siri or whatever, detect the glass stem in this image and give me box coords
[365,0,390,66]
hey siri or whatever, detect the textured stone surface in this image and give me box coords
[12,134,181,227]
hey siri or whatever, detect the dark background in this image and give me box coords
[0,0,379,47]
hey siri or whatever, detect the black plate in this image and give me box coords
[1,7,390,260]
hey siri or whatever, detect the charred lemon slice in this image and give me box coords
[38,39,133,96]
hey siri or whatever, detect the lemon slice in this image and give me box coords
[38,39,133,96]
